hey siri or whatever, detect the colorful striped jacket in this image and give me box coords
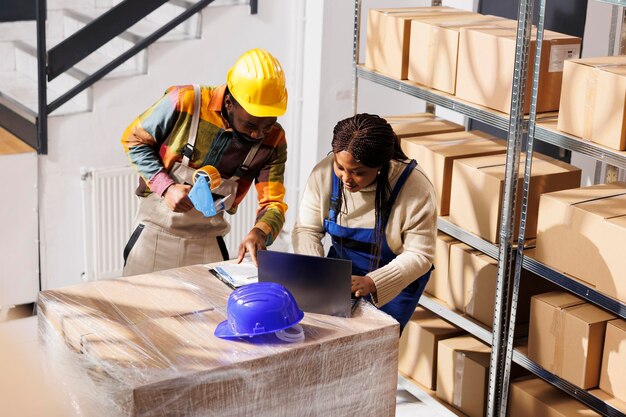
[120,84,288,244]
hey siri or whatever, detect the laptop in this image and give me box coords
[257,250,358,318]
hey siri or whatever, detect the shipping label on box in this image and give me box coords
[528,292,616,389]
[557,56,626,150]
[449,153,581,243]
[398,307,465,389]
[401,130,506,215]
[534,182,626,302]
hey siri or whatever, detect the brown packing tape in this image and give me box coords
[550,306,564,375]
[583,70,598,140]
[453,350,465,408]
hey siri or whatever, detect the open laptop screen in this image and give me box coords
[257,250,353,317]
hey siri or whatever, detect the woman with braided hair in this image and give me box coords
[292,113,436,332]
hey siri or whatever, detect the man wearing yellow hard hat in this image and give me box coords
[120,48,288,276]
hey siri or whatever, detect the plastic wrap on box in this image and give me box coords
[37,263,400,417]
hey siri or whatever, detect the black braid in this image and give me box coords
[332,113,408,271]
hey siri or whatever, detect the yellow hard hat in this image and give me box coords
[227,48,288,117]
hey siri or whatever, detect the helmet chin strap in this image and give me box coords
[274,324,305,343]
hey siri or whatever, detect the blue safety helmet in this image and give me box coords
[214,282,304,339]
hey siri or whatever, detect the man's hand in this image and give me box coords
[237,227,267,265]
[163,184,194,212]
[352,275,376,298]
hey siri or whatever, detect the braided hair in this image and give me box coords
[332,113,409,271]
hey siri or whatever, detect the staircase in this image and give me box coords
[0,0,267,303]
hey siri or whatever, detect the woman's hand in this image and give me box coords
[352,275,376,298]
[237,227,267,265]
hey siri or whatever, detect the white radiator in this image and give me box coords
[81,166,138,281]
[80,165,257,279]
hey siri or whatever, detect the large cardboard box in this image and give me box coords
[37,264,400,417]
[456,24,581,114]
[449,153,581,243]
[384,112,464,138]
[398,307,465,389]
[600,319,626,403]
[534,182,626,303]
[508,376,601,417]
[557,56,626,151]
[425,231,461,299]
[447,244,558,328]
[436,335,490,417]
[365,7,471,79]
[408,14,508,94]
[528,292,616,389]
[401,130,507,215]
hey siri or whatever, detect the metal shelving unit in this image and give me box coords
[505,0,626,415]
[352,1,536,416]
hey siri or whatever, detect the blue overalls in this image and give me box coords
[324,160,431,332]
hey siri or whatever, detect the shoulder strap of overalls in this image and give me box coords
[328,167,341,223]
[181,84,202,167]
[229,139,263,181]
[381,159,417,229]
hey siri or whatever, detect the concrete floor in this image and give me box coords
[0,306,449,417]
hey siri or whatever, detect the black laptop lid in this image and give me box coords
[257,250,353,317]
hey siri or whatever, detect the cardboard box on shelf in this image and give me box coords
[456,24,581,114]
[398,307,465,390]
[436,334,491,417]
[589,389,626,415]
[384,112,464,139]
[528,292,616,389]
[401,130,507,216]
[448,152,581,244]
[446,244,559,329]
[37,264,400,417]
[599,319,626,403]
[557,56,626,151]
[508,376,601,417]
[365,7,472,79]
[425,232,461,300]
[408,14,509,94]
[534,182,626,303]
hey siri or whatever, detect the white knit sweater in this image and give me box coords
[292,155,437,306]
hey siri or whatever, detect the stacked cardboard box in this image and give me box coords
[398,307,465,389]
[528,292,616,389]
[508,376,601,417]
[37,264,400,417]
[408,14,509,94]
[449,152,581,243]
[436,335,491,417]
[599,319,626,403]
[534,182,626,303]
[456,23,581,114]
[384,112,464,139]
[401,130,507,215]
[424,232,461,299]
[365,7,473,79]
[558,56,626,151]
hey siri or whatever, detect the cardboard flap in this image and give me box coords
[541,182,626,206]
[577,193,626,219]
[534,291,584,310]
[569,55,626,69]
[608,318,626,333]
[569,303,616,324]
